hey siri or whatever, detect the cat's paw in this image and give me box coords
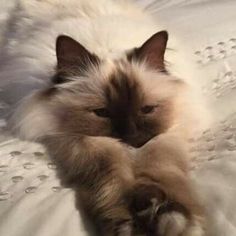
[127,182,166,233]
[127,183,205,236]
[155,202,205,236]
[156,209,188,236]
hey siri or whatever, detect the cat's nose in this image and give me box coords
[112,118,138,140]
[126,120,138,136]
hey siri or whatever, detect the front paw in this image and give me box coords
[127,183,205,236]
[155,202,205,236]
[127,182,166,234]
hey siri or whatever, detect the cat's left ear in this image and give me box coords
[127,31,168,72]
[53,35,100,83]
[55,35,100,73]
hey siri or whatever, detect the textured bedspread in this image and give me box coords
[0,0,236,236]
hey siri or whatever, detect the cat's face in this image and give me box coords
[48,66,179,147]
[16,31,186,147]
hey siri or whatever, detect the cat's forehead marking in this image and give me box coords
[104,68,143,113]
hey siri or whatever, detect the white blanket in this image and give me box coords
[0,0,236,236]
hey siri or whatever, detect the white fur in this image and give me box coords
[158,212,204,236]
[0,0,210,139]
[158,211,188,236]
[9,93,56,140]
[0,0,206,85]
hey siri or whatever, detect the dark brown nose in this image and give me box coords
[112,117,155,147]
[113,117,137,137]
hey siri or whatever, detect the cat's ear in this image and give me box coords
[56,35,100,72]
[127,31,168,72]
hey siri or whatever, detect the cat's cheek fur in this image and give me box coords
[9,92,56,141]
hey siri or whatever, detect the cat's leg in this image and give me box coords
[129,134,205,236]
[43,135,135,236]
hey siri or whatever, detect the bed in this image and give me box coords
[0,0,236,235]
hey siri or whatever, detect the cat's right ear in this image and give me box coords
[55,35,100,79]
[127,31,168,72]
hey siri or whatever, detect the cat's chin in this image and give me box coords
[122,140,149,149]
[121,135,156,148]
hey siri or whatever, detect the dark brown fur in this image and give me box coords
[104,69,173,147]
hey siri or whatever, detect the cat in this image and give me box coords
[1,0,210,235]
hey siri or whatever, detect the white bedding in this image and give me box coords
[0,0,236,236]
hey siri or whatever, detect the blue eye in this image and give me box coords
[141,105,155,114]
[93,108,110,118]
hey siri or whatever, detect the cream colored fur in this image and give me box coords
[0,0,210,138]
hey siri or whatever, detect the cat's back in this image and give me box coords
[1,0,209,132]
[0,0,160,118]
[2,0,155,62]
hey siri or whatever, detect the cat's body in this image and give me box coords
[0,0,210,235]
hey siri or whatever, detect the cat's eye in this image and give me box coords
[93,108,110,118]
[141,105,155,114]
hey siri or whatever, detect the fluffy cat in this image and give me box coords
[0,0,210,235]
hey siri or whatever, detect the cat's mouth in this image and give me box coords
[121,134,155,148]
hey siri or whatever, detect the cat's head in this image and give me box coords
[12,31,189,147]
